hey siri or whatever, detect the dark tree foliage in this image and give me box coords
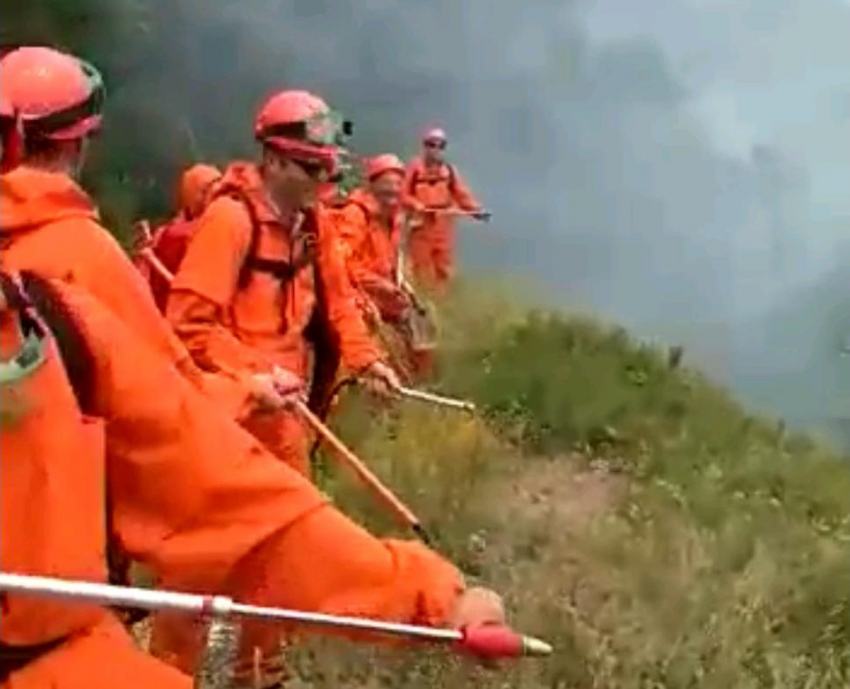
[1,0,421,244]
[3,0,277,241]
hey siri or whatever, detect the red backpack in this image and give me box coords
[133,217,195,313]
[133,186,270,313]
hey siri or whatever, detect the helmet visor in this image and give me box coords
[258,108,353,149]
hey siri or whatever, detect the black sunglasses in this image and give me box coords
[290,158,329,181]
[424,140,446,150]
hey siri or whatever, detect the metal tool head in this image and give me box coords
[522,635,553,657]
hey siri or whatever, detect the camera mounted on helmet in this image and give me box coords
[254,90,353,180]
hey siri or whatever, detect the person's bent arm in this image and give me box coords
[450,169,481,212]
[56,281,465,630]
[402,161,426,213]
[332,203,374,287]
[316,211,385,374]
[358,271,411,316]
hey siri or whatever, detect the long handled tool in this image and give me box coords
[0,572,552,659]
[135,248,444,543]
[131,220,176,285]
[396,213,411,288]
[399,386,476,413]
[423,207,492,221]
[138,247,176,284]
[294,400,432,544]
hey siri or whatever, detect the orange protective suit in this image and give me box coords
[167,162,383,475]
[403,157,480,288]
[335,189,408,322]
[334,190,436,382]
[0,165,252,419]
[0,276,463,688]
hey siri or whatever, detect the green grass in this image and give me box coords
[300,283,850,688]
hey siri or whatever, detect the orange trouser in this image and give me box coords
[3,619,191,689]
[407,217,454,288]
[241,408,311,478]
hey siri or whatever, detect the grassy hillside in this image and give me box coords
[298,282,850,688]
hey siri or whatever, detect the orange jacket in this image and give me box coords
[0,167,196,380]
[403,157,480,214]
[335,189,403,284]
[334,189,411,322]
[0,277,462,651]
[0,166,253,418]
[167,162,382,381]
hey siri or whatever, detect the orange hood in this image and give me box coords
[0,166,99,236]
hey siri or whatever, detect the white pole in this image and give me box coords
[399,387,476,412]
[0,573,552,657]
[0,573,457,641]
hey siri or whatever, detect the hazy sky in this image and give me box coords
[583,0,850,213]
[212,0,850,433]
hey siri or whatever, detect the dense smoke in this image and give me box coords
[5,0,850,444]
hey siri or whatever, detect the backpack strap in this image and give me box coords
[0,275,52,392]
[242,210,319,286]
[221,188,318,290]
[19,272,97,416]
[409,162,457,198]
[229,188,265,289]
[13,272,140,618]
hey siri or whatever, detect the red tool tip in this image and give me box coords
[454,625,552,659]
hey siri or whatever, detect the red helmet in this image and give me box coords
[422,127,447,145]
[254,90,351,175]
[0,46,105,141]
[1,94,22,172]
[366,153,404,181]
